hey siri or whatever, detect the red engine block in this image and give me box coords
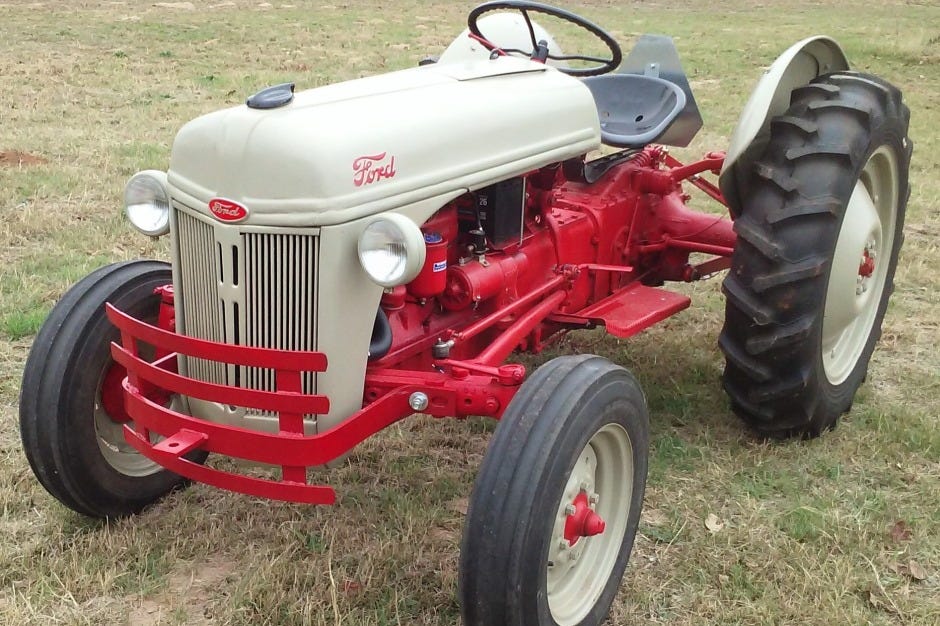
[377,147,734,371]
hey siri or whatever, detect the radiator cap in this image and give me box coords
[246,82,295,110]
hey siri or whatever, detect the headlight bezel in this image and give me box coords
[357,214,427,288]
[124,170,171,237]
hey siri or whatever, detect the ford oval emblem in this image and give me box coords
[208,198,248,222]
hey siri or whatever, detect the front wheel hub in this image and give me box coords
[563,492,606,545]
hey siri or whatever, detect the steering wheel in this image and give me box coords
[467,1,622,77]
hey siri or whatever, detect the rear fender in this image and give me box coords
[719,36,849,215]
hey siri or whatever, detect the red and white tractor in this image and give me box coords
[20,2,911,624]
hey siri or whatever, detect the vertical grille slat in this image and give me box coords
[174,208,319,407]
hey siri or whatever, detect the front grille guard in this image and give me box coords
[106,304,415,505]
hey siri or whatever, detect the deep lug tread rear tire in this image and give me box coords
[20,260,194,517]
[720,72,911,439]
[750,256,826,292]
[459,355,649,626]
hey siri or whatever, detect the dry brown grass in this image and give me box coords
[1,1,938,624]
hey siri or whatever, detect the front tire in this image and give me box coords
[459,355,649,626]
[20,260,193,518]
[720,72,911,438]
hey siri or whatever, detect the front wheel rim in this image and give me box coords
[546,423,634,625]
[94,363,162,477]
[822,145,899,385]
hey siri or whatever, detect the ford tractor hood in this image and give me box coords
[168,57,601,227]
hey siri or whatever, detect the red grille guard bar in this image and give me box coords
[105,304,521,505]
[106,304,417,505]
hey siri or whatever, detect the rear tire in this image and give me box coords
[459,355,649,626]
[720,72,911,438]
[20,260,195,517]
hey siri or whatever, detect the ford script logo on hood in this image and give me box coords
[208,198,248,222]
[353,152,397,187]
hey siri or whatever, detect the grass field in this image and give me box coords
[1,1,938,624]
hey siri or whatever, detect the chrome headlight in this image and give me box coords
[124,170,170,237]
[357,214,426,287]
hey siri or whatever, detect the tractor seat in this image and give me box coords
[582,74,687,148]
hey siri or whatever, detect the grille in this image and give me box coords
[243,231,318,395]
[176,210,226,385]
[174,207,319,400]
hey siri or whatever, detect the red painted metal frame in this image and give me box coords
[106,303,524,504]
[664,152,727,205]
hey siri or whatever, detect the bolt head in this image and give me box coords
[565,504,576,516]
[589,493,599,505]
[408,392,429,411]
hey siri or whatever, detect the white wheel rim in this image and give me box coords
[94,368,163,477]
[546,423,633,625]
[822,145,899,385]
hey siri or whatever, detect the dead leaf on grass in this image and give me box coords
[642,508,668,527]
[867,585,887,610]
[908,560,928,581]
[704,513,724,533]
[889,559,927,581]
[889,520,913,542]
[889,559,928,581]
[447,497,469,515]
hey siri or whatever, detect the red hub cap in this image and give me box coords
[858,249,875,278]
[563,491,606,546]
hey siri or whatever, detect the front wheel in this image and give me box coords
[20,260,197,518]
[459,355,649,626]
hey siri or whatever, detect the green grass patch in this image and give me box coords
[1,307,48,339]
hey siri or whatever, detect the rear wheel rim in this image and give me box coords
[546,423,633,625]
[822,145,899,385]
